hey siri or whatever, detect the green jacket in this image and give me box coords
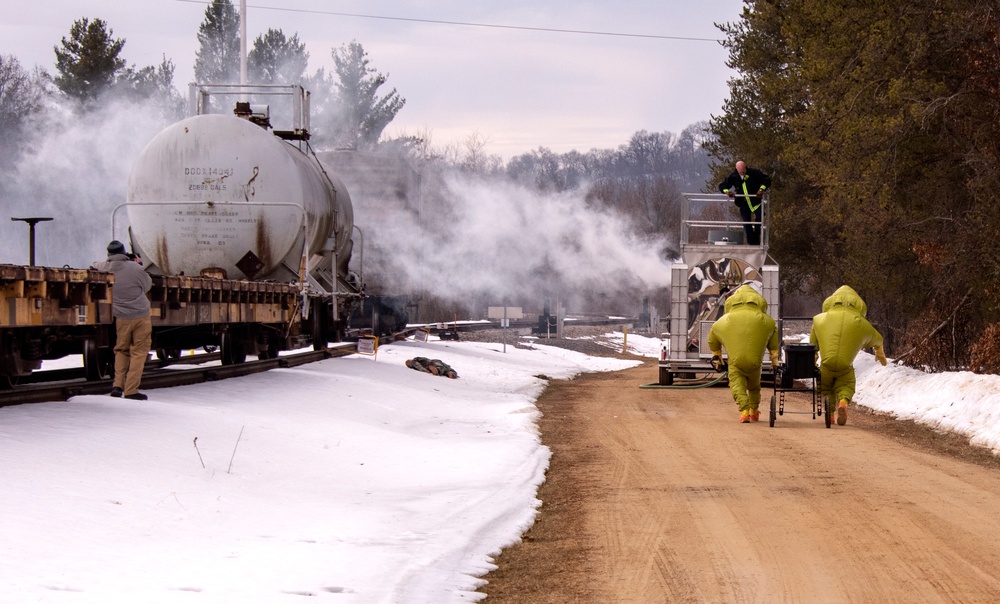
[809,285,883,371]
[707,285,779,370]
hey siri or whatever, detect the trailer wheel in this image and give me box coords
[658,367,674,386]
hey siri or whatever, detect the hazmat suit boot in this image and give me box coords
[837,400,848,426]
[740,409,751,424]
[749,407,760,422]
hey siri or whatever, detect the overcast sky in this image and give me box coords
[1,0,743,158]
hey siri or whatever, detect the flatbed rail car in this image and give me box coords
[0,264,325,388]
[658,193,780,386]
[147,274,304,364]
[0,264,115,387]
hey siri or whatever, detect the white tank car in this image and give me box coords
[125,113,354,284]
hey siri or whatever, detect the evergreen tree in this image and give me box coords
[193,0,240,84]
[117,56,184,119]
[248,29,308,85]
[53,17,126,102]
[710,0,1000,370]
[330,40,405,150]
[0,55,47,172]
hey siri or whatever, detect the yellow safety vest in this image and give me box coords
[740,177,763,213]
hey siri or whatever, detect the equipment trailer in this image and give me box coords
[658,193,780,385]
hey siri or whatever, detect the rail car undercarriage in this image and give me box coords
[0,264,364,388]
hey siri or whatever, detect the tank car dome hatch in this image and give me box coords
[125,113,354,284]
[233,101,271,129]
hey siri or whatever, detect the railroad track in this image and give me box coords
[0,321,632,407]
[15,350,224,387]
[0,344,358,408]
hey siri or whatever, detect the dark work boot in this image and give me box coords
[124,392,148,401]
[110,387,123,398]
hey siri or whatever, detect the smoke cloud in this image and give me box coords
[352,167,676,313]
[2,97,170,267]
[2,101,675,317]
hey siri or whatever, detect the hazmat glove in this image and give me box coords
[769,350,780,367]
[710,353,725,372]
[875,345,887,366]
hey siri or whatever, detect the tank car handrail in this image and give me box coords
[111,200,310,298]
[188,83,309,133]
[353,224,364,284]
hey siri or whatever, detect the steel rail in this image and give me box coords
[0,345,356,408]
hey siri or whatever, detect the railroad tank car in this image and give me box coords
[0,85,392,388]
[125,112,353,284]
[119,85,367,359]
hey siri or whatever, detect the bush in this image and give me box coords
[970,323,1000,375]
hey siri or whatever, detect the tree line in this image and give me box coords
[0,0,405,159]
[0,0,732,345]
[705,0,1000,374]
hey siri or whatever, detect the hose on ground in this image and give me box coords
[640,374,728,389]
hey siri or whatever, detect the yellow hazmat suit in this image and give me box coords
[809,285,887,411]
[708,285,780,420]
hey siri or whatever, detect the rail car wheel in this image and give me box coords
[0,336,20,389]
[311,300,327,351]
[220,332,246,365]
[83,340,113,381]
[330,321,346,344]
[155,348,182,360]
[658,367,673,386]
[769,394,777,427]
[824,395,832,429]
[257,340,279,360]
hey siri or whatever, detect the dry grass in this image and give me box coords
[476,370,612,602]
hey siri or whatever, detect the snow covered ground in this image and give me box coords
[1,331,997,603]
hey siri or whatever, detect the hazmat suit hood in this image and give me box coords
[707,282,779,414]
[810,284,885,402]
[821,285,867,317]
[723,284,768,315]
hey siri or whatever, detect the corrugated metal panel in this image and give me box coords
[669,263,688,362]
[762,265,780,321]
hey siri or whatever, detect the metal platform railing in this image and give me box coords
[680,192,769,249]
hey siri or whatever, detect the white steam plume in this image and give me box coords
[2,97,170,268]
[355,168,676,310]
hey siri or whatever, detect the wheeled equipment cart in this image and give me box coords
[769,342,833,428]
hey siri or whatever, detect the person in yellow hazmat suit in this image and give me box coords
[708,284,781,423]
[809,285,888,426]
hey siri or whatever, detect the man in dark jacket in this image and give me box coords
[92,240,153,400]
[718,161,772,245]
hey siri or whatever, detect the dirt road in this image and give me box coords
[479,358,1000,603]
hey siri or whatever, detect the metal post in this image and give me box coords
[11,217,53,266]
[502,305,507,354]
